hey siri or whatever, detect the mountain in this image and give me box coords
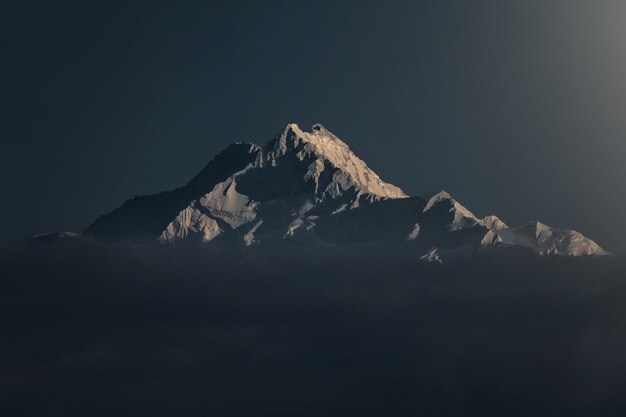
[84,123,609,260]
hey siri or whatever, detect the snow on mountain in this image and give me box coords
[489,221,610,256]
[422,190,480,230]
[85,142,260,240]
[158,123,408,244]
[84,123,609,259]
[268,123,407,200]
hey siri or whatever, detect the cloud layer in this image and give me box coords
[1,242,625,416]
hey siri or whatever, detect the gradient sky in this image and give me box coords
[2,1,625,253]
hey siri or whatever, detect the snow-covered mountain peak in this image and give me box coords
[420,190,481,230]
[267,123,407,200]
[480,215,508,230]
[84,122,610,259]
[422,190,454,212]
[273,122,353,155]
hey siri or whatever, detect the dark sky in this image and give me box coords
[2,1,625,253]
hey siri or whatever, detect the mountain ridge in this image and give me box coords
[80,123,608,260]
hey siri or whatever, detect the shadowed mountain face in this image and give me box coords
[85,143,260,240]
[83,124,608,260]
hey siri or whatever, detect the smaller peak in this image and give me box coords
[283,123,304,136]
[480,215,508,230]
[422,190,453,213]
[311,123,328,133]
[270,123,306,156]
[273,123,305,143]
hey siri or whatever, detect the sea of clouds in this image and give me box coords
[1,240,625,416]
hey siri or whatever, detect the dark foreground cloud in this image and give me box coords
[1,241,626,417]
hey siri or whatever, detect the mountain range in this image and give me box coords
[81,123,608,261]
